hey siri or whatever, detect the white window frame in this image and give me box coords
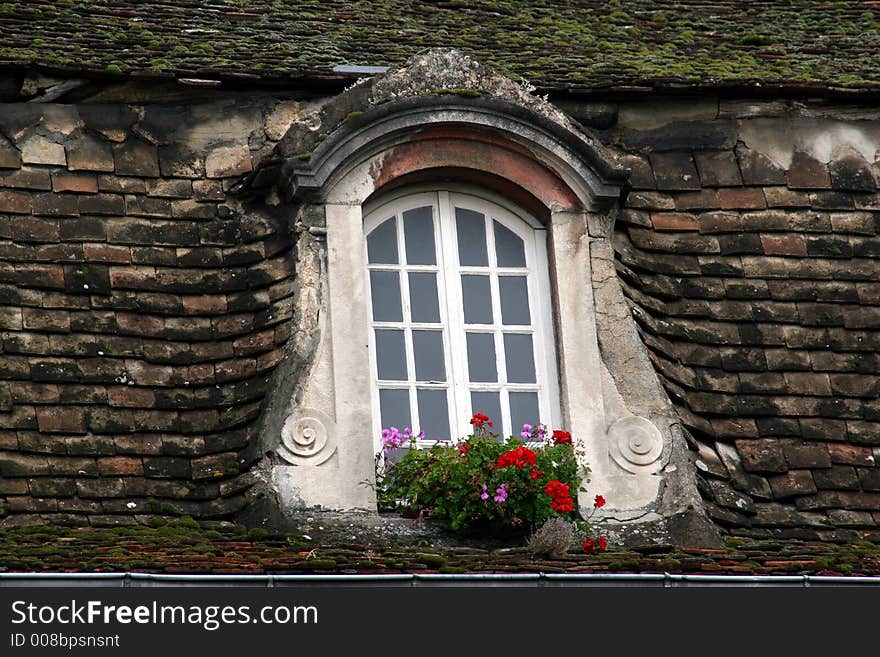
[363,187,561,451]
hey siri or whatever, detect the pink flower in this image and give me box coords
[493,483,509,503]
[479,484,489,501]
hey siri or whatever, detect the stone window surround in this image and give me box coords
[258,93,706,536]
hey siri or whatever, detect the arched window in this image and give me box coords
[363,189,560,447]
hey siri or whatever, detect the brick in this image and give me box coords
[760,187,809,209]
[113,435,162,455]
[671,189,718,211]
[837,491,880,511]
[830,212,875,235]
[650,212,699,231]
[32,192,79,216]
[828,443,875,466]
[171,199,217,219]
[783,372,831,396]
[124,194,171,217]
[51,173,98,193]
[616,153,655,189]
[780,440,831,469]
[760,234,806,257]
[736,439,788,473]
[66,133,114,172]
[192,452,239,480]
[0,189,32,213]
[116,312,165,337]
[192,179,225,201]
[787,152,831,189]
[0,168,51,190]
[81,243,130,265]
[768,470,817,498]
[21,135,66,166]
[813,466,860,490]
[97,456,144,476]
[205,144,253,179]
[736,146,786,185]
[28,477,77,497]
[181,294,227,315]
[0,135,21,169]
[626,191,675,211]
[145,178,193,198]
[233,329,274,356]
[143,456,191,479]
[113,138,159,177]
[847,420,880,445]
[22,308,69,332]
[829,147,877,192]
[107,386,157,408]
[36,406,86,434]
[77,478,126,499]
[14,216,60,243]
[717,233,763,255]
[858,468,880,491]
[0,452,49,476]
[106,218,199,246]
[694,150,742,186]
[716,188,766,210]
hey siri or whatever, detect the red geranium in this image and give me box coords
[582,537,595,554]
[497,445,537,470]
[598,536,608,551]
[470,413,493,429]
[594,494,606,509]
[529,468,542,480]
[459,443,470,455]
[544,479,574,513]
[552,430,572,445]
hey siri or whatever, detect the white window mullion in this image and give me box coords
[438,190,470,441]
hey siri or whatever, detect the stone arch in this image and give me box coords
[248,49,718,546]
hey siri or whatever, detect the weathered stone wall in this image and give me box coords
[0,96,306,527]
[598,98,880,542]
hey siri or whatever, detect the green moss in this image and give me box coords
[247,527,270,541]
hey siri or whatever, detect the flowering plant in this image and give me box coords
[376,414,602,539]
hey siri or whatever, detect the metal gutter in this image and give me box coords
[2,572,880,587]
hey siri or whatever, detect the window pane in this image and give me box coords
[380,388,411,430]
[367,217,398,264]
[494,220,526,267]
[403,206,436,265]
[412,330,446,382]
[408,272,440,323]
[466,332,497,382]
[503,333,536,383]
[456,208,488,266]
[509,391,540,437]
[375,329,407,381]
[499,276,530,325]
[470,391,502,439]
[461,275,493,324]
[370,270,402,322]
[417,389,450,441]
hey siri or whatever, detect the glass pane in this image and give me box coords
[461,275,493,324]
[380,388,411,430]
[494,220,526,267]
[408,272,440,323]
[499,276,530,325]
[466,332,497,382]
[412,330,446,382]
[456,207,488,266]
[417,389,450,441]
[375,329,407,381]
[470,391,502,439]
[403,206,436,265]
[370,270,402,322]
[367,217,398,264]
[503,333,536,383]
[509,391,540,437]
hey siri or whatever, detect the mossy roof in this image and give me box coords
[1,0,879,94]
[3,523,880,576]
